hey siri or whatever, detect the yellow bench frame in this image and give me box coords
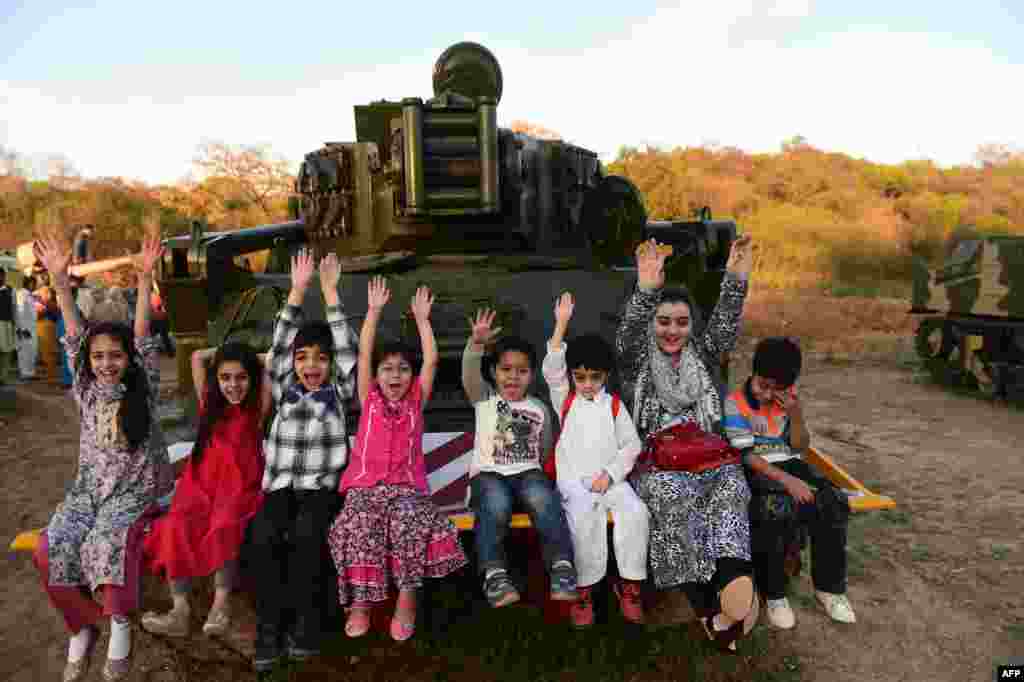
[9,445,895,553]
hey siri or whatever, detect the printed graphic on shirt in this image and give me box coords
[491,400,544,467]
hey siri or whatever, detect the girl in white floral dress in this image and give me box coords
[31,230,171,682]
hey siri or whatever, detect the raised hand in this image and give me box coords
[319,252,342,293]
[726,234,753,276]
[367,276,390,312]
[410,285,434,322]
[554,292,574,326]
[470,308,502,347]
[635,238,668,291]
[290,247,317,293]
[34,227,73,283]
[139,228,164,276]
[773,385,800,413]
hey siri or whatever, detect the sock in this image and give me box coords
[171,593,190,615]
[68,626,94,662]
[108,617,132,661]
[211,588,230,613]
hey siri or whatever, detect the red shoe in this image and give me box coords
[615,580,645,624]
[569,586,594,628]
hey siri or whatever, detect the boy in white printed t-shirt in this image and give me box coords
[462,308,579,609]
[542,292,648,627]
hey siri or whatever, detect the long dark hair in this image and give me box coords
[372,339,420,376]
[79,321,152,451]
[191,342,263,464]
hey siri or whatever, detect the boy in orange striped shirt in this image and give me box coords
[724,337,855,630]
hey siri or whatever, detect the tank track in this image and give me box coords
[914,314,1024,401]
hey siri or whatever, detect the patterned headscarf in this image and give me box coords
[647,322,720,433]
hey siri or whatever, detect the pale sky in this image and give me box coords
[2,0,1023,185]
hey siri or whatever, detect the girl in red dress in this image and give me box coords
[142,342,271,637]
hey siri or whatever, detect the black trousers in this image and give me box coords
[248,488,340,638]
[749,459,849,599]
[679,557,754,617]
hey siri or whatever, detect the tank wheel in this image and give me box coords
[914,318,953,360]
[915,318,974,388]
[580,175,647,269]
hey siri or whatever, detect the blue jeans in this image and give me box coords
[470,469,574,575]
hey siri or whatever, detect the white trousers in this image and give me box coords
[559,478,650,587]
[17,333,37,378]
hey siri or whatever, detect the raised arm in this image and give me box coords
[319,252,358,400]
[191,347,217,404]
[34,230,82,339]
[462,308,501,404]
[267,248,316,404]
[357,276,390,406]
[256,353,273,419]
[542,292,574,412]
[410,285,437,403]
[616,240,666,392]
[134,230,163,341]
[700,234,751,357]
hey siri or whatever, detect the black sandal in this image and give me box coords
[701,586,760,654]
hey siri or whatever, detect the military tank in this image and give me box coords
[911,228,1024,400]
[158,42,738,506]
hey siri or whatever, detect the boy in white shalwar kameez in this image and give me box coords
[542,292,648,627]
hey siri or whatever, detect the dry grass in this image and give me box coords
[739,287,918,363]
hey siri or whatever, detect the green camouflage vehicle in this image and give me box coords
[911,230,1024,400]
[157,42,739,507]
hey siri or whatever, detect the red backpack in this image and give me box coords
[543,391,622,481]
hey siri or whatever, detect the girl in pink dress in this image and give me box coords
[141,342,271,639]
[327,277,467,642]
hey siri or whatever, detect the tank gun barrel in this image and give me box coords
[17,241,144,280]
[161,219,307,280]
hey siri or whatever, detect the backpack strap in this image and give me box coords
[544,391,576,480]
[560,390,577,423]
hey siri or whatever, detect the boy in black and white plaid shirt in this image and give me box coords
[250,248,357,672]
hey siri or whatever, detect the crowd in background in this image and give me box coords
[0,226,173,389]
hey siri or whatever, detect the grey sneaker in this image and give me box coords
[549,562,579,601]
[483,570,521,608]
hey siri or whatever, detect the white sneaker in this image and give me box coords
[815,591,856,623]
[765,597,796,629]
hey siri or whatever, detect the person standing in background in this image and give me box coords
[16,275,39,380]
[72,225,94,265]
[0,268,16,383]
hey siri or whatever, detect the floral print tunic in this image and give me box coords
[46,330,172,589]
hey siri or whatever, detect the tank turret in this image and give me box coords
[160,42,739,408]
[295,42,644,264]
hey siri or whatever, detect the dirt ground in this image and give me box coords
[2,292,1022,682]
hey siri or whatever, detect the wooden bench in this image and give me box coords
[9,443,895,555]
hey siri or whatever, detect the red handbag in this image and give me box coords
[643,421,741,474]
